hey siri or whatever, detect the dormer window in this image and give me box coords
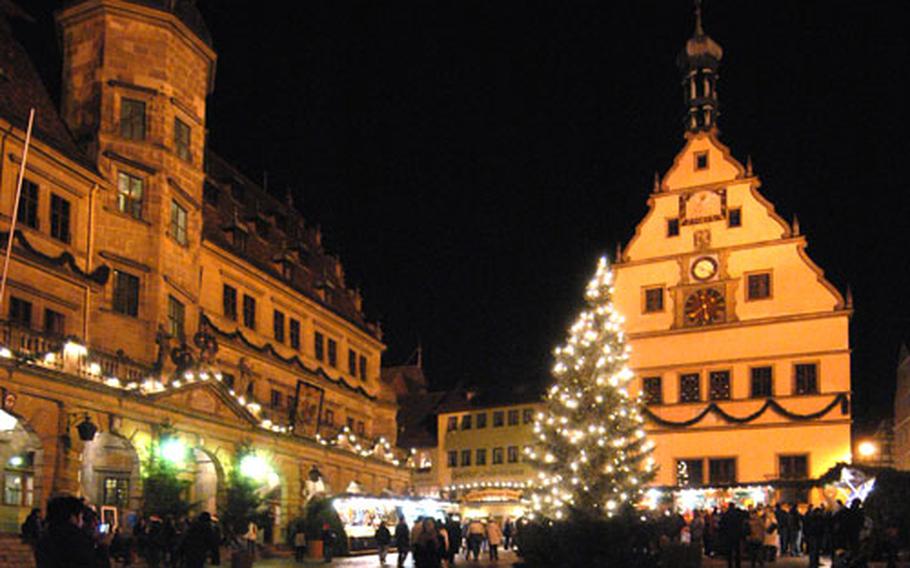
[280,261,294,281]
[230,229,248,253]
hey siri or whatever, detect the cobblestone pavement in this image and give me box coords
[254,549,521,567]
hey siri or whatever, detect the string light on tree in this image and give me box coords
[527,257,655,520]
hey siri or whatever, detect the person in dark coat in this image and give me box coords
[394,516,410,568]
[22,508,43,545]
[179,512,220,568]
[413,518,441,568]
[376,521,392,565]
[445,515,462,564]
[35,496,97,568]
[803,506,824,568]
[322,523,336,563]
[719,503,746,568]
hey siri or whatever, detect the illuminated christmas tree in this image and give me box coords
[527,257,655,520]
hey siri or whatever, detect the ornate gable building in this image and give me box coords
[0,0,406,537]
[614,10,852,502]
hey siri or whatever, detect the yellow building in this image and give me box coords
[613,14,851,504]
[0,0,406,538]
[431,392,541,518]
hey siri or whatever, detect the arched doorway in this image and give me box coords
[81,432,141,528]
[0,409,44,532]
[191,448,222,514]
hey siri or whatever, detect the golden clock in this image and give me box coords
[684,288,726,326]
[691,256,718,281]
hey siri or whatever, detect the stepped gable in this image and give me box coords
[0,13,91,170]
[202,151,377,337]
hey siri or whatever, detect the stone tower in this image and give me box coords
[55,0,217,364]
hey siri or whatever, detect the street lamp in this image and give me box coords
[857,440,878,460]
[159,437,187,466]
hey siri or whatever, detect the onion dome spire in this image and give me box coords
[677,0,724,135]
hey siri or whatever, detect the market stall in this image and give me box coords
[332,494,456,552]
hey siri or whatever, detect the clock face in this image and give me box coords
[691,257,718,281]
[684,288,726,326]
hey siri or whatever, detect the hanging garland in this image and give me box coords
[642,393,849,428]
[0,230,110,284]
[200,313,377,401]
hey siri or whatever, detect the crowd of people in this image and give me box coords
[22,496,227,568]
[647,499,899,568]
[377,515,516,567]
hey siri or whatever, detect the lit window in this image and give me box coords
[120,98,146,141]
[676,458,704,487]
[102,477,129,509]
[170,200,188,245]
[117,172,144,219]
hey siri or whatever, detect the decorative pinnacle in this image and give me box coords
[694,0,705,37]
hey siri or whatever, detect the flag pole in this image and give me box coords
[0,108,36,315]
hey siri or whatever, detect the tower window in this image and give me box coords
[750,366,773,398]
[112,270,140,317]
[667,218,680,237]
[167,295,185,340]
[120,98,146,141]
[174,118,191,162]
[747,272,772,301]
[709,370,731,400]
[679,373,701,403]
[795,363,819,395]
[728,208,742,228]
[359,355,367,381]
[169,200,188,245]
[644,287,664,313]
[327,339,337,367]
[643,376,663,405]
[348,349,357,376]
[50,195,71,243]
[695,151,709,170]
[117,173,144,220]
[17,180,39,229]
[314,332,324,361]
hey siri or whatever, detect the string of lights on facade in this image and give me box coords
[0,338,405,467]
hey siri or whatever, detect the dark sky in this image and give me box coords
[16,1,909,429]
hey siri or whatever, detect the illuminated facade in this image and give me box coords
[613,11,852,501]
[0,1,406,537]
[432,395,542,518]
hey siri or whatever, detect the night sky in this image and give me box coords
[15,1,909,429]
